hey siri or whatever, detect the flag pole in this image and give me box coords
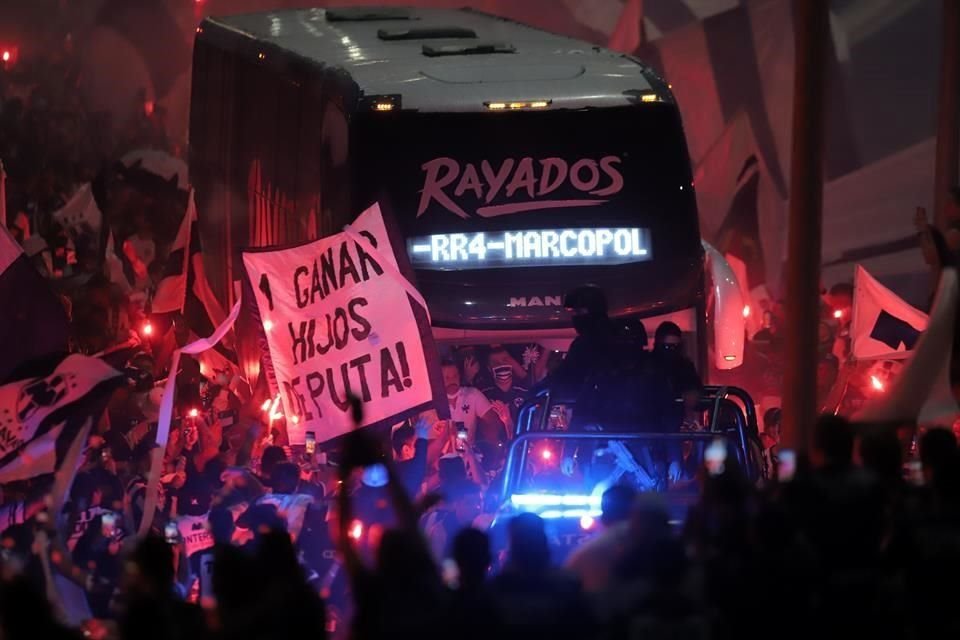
[781,0,829,453]
[934,0,960,229]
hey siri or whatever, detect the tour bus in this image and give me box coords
[189,6,745,382]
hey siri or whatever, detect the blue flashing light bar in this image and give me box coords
[539,508,602,520]
[510,494,602,508]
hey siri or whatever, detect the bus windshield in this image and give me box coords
[353,105,703,329]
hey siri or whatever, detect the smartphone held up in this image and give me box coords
[454,422,468,453]
[164,521,179,545]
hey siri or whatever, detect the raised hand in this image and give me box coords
[463,355,480,384]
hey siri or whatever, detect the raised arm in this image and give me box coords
[336,468,365,581]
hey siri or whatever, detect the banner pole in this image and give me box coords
[934,0,960,229]
[781,0,829,453]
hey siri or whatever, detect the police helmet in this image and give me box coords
[563,285,608,316]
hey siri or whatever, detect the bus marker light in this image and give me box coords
[485,100,551,111]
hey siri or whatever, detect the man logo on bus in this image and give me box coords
[508,296,563,308]
[417,156,624,219]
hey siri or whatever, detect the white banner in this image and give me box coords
[242,203,434,444]
[851,265,928,360]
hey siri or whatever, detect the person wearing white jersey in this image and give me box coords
[172,480,215,602]
[441,359,505,447]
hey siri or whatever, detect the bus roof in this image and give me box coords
[200,6,670,112]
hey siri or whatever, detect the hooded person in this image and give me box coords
[545,285,617,395]
[652,322,703,429]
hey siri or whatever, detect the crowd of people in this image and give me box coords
[1,39,178,357]
[4,399,960,640]
[4,39,960,640]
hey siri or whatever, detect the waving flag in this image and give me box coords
[0,355,123,483]
[856,268,959,426]
[153,191,241,381]
[851,265,928,361]
[52,183,102,235]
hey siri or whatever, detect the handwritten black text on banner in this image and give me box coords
[242,204,433,444]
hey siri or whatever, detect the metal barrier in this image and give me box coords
[500,430,740,500]
[511,385,763,484]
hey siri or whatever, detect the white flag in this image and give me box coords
[52,183,102,234]
[856,269,959,426]
[851,265,928,360]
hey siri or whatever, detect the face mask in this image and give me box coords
[447,390,460,400]
[492,365,513,384]
[657,342,682,355]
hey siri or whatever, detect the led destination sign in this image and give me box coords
[407,227,651,270]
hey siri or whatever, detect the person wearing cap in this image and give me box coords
[171,479,215,597]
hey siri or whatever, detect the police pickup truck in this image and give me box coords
[490,386,765,562]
